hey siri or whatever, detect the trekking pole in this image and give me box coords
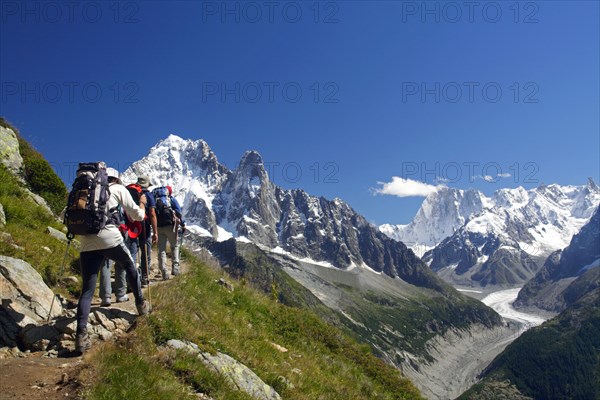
[47,233,74,322]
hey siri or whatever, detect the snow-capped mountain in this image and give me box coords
[515,205,600,312]
[380,187,489,255]
[122,135,443,289]
[380,180,600,287]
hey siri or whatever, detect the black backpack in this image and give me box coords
[153,186,174,227]
[64,162,111,235]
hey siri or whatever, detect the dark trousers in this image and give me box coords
[76,242,144,333]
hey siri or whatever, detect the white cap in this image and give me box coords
[106,167,120,179]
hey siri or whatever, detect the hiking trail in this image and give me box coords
[1,248,185,399]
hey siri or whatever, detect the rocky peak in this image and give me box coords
[236,150,269,183]
[588,177,599,192]
[382,187,487,248]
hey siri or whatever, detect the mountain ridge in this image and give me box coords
[381,180,599,287]
[122,135,448,291]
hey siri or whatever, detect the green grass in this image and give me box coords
[207,239,500,364]
[83,329,191,400]
[0,163,80,295]
[85,249,425,400]
[1,117,68,215]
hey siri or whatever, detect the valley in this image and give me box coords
[400,285,552,399]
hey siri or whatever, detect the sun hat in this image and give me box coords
[137,175,151,189]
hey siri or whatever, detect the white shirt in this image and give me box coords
[79,183,146,252]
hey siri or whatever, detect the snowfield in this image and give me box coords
[482,288,547,327]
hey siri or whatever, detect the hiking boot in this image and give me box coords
[116,294,129,303]
[136,300,151,316]
[75,330,91,355]
[161,269,170,280]
[141,277,149,288]
[100,298,111,307]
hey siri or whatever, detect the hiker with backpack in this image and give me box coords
[98,178,147,306]
[136,175,158,287]
[154,185,185,279]
[63,162,150,355]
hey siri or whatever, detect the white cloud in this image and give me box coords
[373,177,443,198]
[474,173,513,182]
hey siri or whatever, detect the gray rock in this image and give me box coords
[0,125,23,174]
[104,308,137,332]
[89,324,114,341]
[0,203,5,228]
[46,226,68,243]
[27,192,53,215]
[93,309,117,331]
[0,256,63,338]
[0,232,12,242]
[62,276,79,286]
[167,339,281,400]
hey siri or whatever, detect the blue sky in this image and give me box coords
[1,1,599,224]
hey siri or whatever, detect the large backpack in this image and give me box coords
[64,162,111,235]
[124,183,145,238]
[153,186,174,227]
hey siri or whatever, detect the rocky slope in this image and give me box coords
[514,205,600,312]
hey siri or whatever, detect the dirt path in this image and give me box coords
[0,351,83,399]
[0,248,180,400]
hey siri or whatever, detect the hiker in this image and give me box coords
[154,185,185,278]
[98,177,148,306]
[66,164,150,354]
[136,175,158,287]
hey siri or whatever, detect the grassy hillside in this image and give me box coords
[459,289,600,400]
[194,237,501,365]
[0,163,79,294]
[84,249,425,400]
[0,117,68,215]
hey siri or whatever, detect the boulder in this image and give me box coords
[0,125,23,174]
[0,256,63,347]
[46,226,68,243]
[167,339,281,400]
[28,192,53,215]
